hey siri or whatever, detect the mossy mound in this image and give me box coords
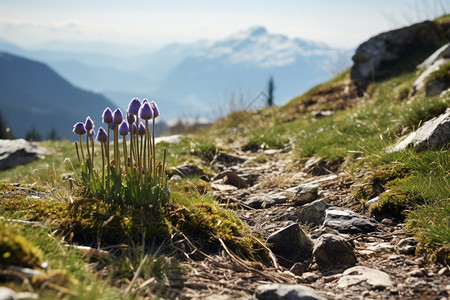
[354,164,411,201]
[2,196,269,264]
[369,187,421,220]
[0,221,43,268]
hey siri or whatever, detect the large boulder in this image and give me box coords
[0,139,48,170]
[388,108,450,152]
[351,20,445,95]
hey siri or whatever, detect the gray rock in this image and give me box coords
[292,184,319,206]
[266,223,313,263]
[323,208,379,234]
[243,194,277,209]
[388,108,450,152]
[417,42,450,69]
[408,269,426,277]
[312,233,357,270]
[170,163,204,177]
[301,272,320,283]
[213,171,248,189]
[351,20,443,94]
[396,237,418,255]
[364,196,379,212]
[338,266,393,290]
[413,58,450,95]
[0,139,48,170]
[296,199,328,225]
[255,283,326,300]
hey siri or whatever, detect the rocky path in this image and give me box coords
[173,148,450,299]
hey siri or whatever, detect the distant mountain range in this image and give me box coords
[0,27,353,121]
[0,52,115,139]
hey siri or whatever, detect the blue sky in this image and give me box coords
[0,0,448,51]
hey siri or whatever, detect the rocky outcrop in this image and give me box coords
[0,139,48,170]
[388,108,450,152]
[413,42,450,96]
[351,20,447,95]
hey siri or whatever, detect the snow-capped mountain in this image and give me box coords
[199,26,337,67]
[153,26,353,119]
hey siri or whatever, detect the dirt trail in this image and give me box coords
[173,148,450,300]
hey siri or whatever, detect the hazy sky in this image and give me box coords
[0,0,448,51]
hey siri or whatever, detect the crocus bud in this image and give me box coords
[119,121,129,136]
[96,127,107,143]
[139,102,153,120]
[138,122,146,136]
[132,123,137,134]
[150,101,160,118]
[73,122,86,136]
[87,128,95,137]
[85,116,94,131]
[128,98,141,115]
[142,98,149,104]
[127,112,135,125]
[102,108,113,124]
[113,108,123,124]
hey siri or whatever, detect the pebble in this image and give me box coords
[408,269,425,277]
[388,254,402,261]
[438,267,448,275]
[302,272,320,283]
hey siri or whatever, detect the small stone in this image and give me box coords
[408,269,425,277]
[396,237,418,255]
[388,254,402,261]
[292,184,319,205]
[255,283,326,300]
[170,163,203,177]
[338,266,393,290]
[323,208,379,234]
[381,218,395,225]
[438,267,448,275]
[312,233,357,270]
[266,223,313,264]
[243,194,276,209]
[169,175,182,181]
[213,171,248,189]
[296,199,328,225]
[302,272,320,283]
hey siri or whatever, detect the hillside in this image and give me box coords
[0,52,116,139]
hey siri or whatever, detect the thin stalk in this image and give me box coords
[145,120,151,179]
[123,135,128,176]
[101,143,105,192]
[106,124,111,195]
[114,125,120,175]
[75,142,82,171]
[90,135,95,166]
[79,135,85,161]
[152,117,156,183]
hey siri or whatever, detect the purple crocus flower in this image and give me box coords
[150,100,160,118]
[96,127,108,143]
[127,112,135,125]
[142,98,149,104]
[132,123,137,134]
[102,108,113,124]
[73,122,87,136]
[128,98,141,115]
[118,121,129,136]
[138,122,146,136]
[85,116,94,131]
[139,102,153,120]
[113,108,123,124]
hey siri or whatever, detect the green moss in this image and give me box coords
[354,164,411,201]
[0,220,43,268]
[0,183,16,192]
[369,187,421,219]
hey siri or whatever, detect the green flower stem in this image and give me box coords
[79,135,85,161]
[122,135,128,176]
[145,120,152,179]
[90,135,94,166]
[101,142,105,190]
[106,125,111,194]
[152,117,156,183]
[114,125,120,176]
